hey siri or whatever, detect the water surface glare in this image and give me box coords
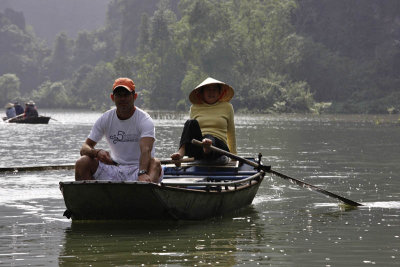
[1,110,399,266]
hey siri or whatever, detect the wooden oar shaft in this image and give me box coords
[5,113,24,123]
[0,164,75,172]
[191,139,263,168]
[0,158,195,172]
[191,139,362,207]
[160,157,195,164]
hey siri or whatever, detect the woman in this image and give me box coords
[24,100,39,118]
[171,77,237,162]
[5,103,16,119]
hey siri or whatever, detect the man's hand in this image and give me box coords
[138,173,152,182]
[96,149,115,165]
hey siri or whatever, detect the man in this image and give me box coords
[14,101,24,115]
[24,100,39,117]
[75,77,162,183]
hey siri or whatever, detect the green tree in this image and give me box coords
[0,8,50,96]
[46,32,72,81]
[113,56,134,78]
[226,0,298,105]
[31,81,70,108]
[137,13,150,53]
[246,73,314,113]
[0,74,21,104]
[72,31,96,68]
[78,61,116,110]
[136,0,184,109]
[119,0,159,55]
[2,8,25,30]
[179,64,207,109]
[177,0,231,66]
[292,0,400,111]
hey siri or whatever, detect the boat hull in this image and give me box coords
[60,179,263,220]
[59,158,265,221]
[4,116,50,124]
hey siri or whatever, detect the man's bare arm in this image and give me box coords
[80,138,98,158]
[80,138,114,164]
[138,137,155,181]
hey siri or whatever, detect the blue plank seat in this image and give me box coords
[162,156,261,192]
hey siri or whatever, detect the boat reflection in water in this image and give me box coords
[57,207,277,266]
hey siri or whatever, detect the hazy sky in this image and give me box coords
[0,0,110,46]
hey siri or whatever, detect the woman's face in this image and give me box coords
[202,85,222,104]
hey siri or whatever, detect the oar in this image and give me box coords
[0,164,75,172]
[160,157,195,165]
[191,139,362,207]
[49,117,59,122]
[5,113,24,123]
[0,158,195,173]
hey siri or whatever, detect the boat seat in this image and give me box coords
[162,177,206,184]
[184,156,239,168]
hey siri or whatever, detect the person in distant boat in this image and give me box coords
[14,101,24,115]
[24,101,39,117]
[171,77,237,164]
[5,103,16,118]
[75,77,163,183]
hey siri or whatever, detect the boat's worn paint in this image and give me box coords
[59,159,265,220]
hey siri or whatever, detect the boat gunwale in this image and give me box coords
[161,171,264,187]
[59,171,264,188]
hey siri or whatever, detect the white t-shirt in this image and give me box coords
[88,107,155,165]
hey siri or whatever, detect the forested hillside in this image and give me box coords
[0,0,399,114]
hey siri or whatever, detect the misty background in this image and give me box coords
[0,0,109,45]
[0,0,399,114]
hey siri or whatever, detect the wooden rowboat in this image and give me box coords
[59,158,266,221]
[3,115,51,124]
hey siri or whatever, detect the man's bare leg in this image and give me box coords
[75,156,98,181]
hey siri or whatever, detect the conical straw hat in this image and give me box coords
[5,103,14,109]
[189,77,234,104]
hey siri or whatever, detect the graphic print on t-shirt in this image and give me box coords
[110,130,140,144]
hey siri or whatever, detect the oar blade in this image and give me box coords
[270,170,362,206]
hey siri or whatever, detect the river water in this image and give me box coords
[0,110,399,266]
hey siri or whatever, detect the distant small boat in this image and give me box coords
[60,158,265,221]
[3,115,51,124]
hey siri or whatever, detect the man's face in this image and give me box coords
[112,87,135,112]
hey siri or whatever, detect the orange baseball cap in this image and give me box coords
[112,77,135,92]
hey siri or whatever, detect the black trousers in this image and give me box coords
[178,119,230,159]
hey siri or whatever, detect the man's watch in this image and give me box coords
[138,170,148,176]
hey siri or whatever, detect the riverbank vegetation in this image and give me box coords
[0,0,399,114]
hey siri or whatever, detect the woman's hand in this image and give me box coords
[202,138,212,154]
[170,152,183,167]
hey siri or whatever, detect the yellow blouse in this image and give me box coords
[190,101,237,154]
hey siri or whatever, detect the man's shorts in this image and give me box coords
[93,162,164,182]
